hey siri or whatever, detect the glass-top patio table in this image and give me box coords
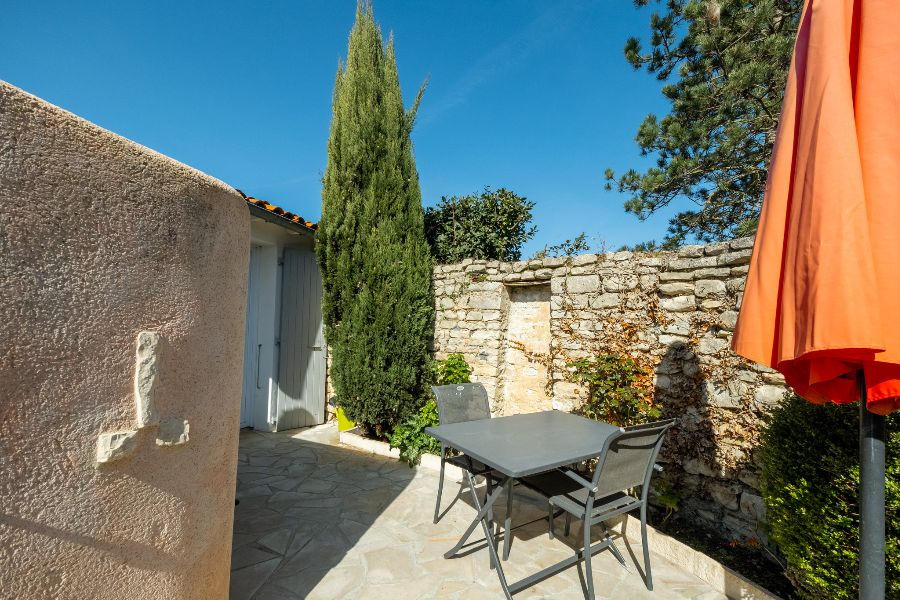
[426,410,620,599]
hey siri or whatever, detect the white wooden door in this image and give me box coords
[276,248,326,429]
[240,245,263,428]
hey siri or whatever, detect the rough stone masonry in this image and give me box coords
[432,237,787,540]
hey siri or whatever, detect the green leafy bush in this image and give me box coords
[389,354,471,466]
[388,400,442,467]
[761,395,899,599]
[432,352,472,386]
[568,354,660,426]
[424,187,536,263]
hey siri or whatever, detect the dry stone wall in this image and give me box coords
[432,237,788,540]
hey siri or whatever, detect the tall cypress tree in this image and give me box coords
[317,1,433,435]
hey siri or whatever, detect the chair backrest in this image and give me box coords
[591,418,675,498]
[431,383,490,426]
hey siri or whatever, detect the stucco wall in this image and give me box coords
[0,82,249,599]
[432,238,787,540]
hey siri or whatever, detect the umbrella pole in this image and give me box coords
[859,373,885,600]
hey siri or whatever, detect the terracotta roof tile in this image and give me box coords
[237,189,317,230]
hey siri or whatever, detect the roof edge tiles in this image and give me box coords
[236,189,317,231]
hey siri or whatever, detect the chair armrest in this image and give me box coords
[558,467,597,492]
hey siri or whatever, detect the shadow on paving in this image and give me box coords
[229,428,418,600]
[230,427,727,599]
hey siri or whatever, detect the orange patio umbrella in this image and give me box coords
[732,0,899,597]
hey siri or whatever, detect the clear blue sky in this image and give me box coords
[2,0,691,256]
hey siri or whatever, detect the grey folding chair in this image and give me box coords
[520,418,675,598]
[431,383,497,525]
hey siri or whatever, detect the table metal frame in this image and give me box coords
[427,410,620,598]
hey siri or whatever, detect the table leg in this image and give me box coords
[444,475,506,558]
[503,477,513,560]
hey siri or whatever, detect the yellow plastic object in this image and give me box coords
[336,406,355,432]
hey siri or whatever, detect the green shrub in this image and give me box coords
[389,353,472,466]
[761,395,900,599]
[432,352,472,386]
[388,400,442,467]
[424,187,536,263]
[568,354,660,427]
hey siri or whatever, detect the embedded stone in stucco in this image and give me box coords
[96,430,139,464]
[134,331,161,428]
[156,417,190,446]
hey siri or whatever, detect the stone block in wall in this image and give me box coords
[730,236,755,250]
[660,295,696,312]
[661,317,691,336]
[603,274,638,292]
[639,256,665,267]
[682,458,720,478]
[659,271,693,282]
[563,274,600,293]
[541,256,566,268]
[704,242,730,256]
[697,336,728,355]
[719,310,739,330]
[755,385,787,409]
[534,268,553,280]
[467,292,502,310]
[739,469,761,490]
[718,249,753,267]
[669,256,717,271]
[639,274,659,289]
[739,492,767,524]
[723,513,759,540]
[590,293,621,309]
[726,277,746,294]
[762,371,786,385]
[708,482,741,511]
[730,265,750,276]
[705,380,744,409]
[658,334,690,347]
[658,282,693,297]
[678,244,705,258]
[572,254,598,266]
[693,267,730,280]
[695,279,727,298]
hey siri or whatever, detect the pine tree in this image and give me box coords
[317,1,433,435]
[606,0,803,248]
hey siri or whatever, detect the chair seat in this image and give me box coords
[447,453,495,476]
[520,470,639,518]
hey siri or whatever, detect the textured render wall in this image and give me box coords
[433,237,787,540]
[0,82,249,599]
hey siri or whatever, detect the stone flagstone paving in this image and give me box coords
[230,425,727,600]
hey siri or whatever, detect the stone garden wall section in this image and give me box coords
[432,237,787,540]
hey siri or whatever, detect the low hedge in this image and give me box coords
[761,395,899,599]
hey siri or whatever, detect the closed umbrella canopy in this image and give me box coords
[733,0,900,416]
